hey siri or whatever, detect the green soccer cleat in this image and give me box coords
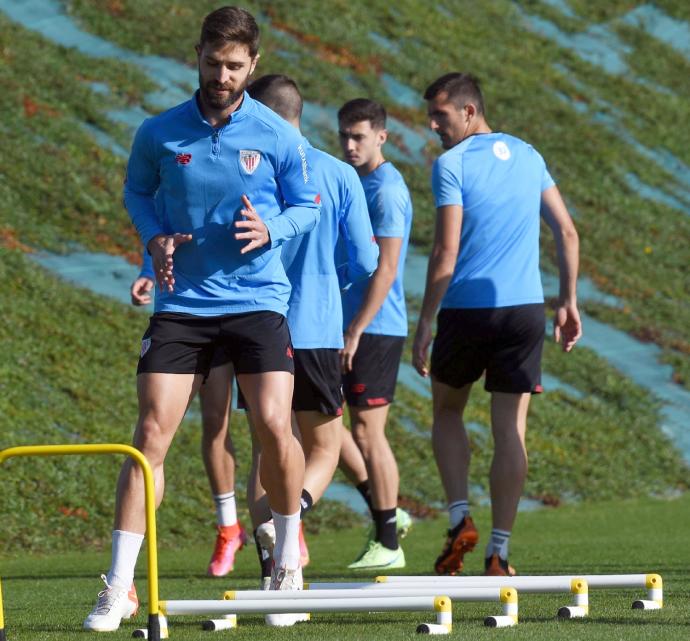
[396,507,412,539]
[347,540,406,570]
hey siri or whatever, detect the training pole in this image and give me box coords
[0,444,161,641]
[376,573,663,612]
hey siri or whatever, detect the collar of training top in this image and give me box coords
[190,89,253,128]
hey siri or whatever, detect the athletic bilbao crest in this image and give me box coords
[239,149,261,174]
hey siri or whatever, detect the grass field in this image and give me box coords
[3,495,690,640]
[0,2,689,638]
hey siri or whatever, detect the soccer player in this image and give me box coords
[412,72,581,576]
[131,259,245,578]
[243,75,380,593]
[337,99,414,570]
[84,7,320,632]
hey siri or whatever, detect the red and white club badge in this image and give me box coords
[239,149,261,174]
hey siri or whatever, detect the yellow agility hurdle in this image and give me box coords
[0,444,161,641]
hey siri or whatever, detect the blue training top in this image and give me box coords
[281,140,379,349]
[125,91,320,316]
[341,161,413,337]
[432,132,554,309]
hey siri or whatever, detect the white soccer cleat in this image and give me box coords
[265,565,308,627]
[83,574,139,632]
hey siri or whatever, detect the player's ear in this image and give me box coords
[378,128,388,146]
[465,103,477,121]
[249,54,260,75]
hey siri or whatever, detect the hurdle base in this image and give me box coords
[632,599,662,610]
[484,615,517,628]
[558,605,588,619]
[416,623,451,635]
[202,614,238,631]
[133,614,169,639]
[0,627,6,641]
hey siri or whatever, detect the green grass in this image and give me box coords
[0,239,686,553]
[3,494,690,640]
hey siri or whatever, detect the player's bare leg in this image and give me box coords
[430,380,479,575]
[338,424,369,486]
[297,411,342,502]
[115,372,202,533]
[239,371,304,577]
[200,363,246,576]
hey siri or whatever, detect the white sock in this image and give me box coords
[214,491,237,527]
[271,509,301,570]
[107,530,144,589]
[448,500,470,529]
[486,528,511,560]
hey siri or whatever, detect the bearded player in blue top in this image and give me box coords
[84,7,320,633]
[413,72,581,577]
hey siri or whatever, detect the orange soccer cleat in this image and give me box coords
[207,523,247,577]
[434,516,479,575]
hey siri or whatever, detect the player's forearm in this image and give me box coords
[555,225,579,305]
[124,189,164,249]
[139,248,155,279]
[345,263,397,335]
[265,203,320,248]
[419,246,456,325]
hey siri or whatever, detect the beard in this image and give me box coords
[198,71,249,111]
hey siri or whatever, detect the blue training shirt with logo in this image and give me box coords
[432,132,554,309]
[281,140,379,349]
[341,161,413,337]
[125,91,320,317]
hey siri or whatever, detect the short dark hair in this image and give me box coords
[424,73,485,115]
[248,74,303,122]
[199,6,260,57]
[338,98,386,130]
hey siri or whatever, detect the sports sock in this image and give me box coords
[253,527,272,580]
[213,491,238,527]
[372,508,398,550]
[355,480,374,513]
[448,500,470,529]
[271,509,301,570]
[485,528,511,560]
[299,489,314,518]
[107,529,144,589]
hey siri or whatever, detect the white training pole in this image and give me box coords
[224,587,502,601]
[376,573,662,612]
[163,595,441,615]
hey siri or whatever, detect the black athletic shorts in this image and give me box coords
[236,348,343,415]
[137,311,294,378]
[292,348,344,415]
[343,333,405,407]
[430,304,545,393]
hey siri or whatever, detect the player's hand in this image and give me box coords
[412,319,433,377]
[147,233,193,293]
[235,194,270,254]
[130,276,154,306]
[340,327,362,373]
[553,302,582,352]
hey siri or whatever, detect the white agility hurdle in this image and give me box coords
[220,587,518,628]
[137,595,453,636]
[373,573,663,616]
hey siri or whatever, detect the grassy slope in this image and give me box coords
[3,495,690,640]
[0,1,688,554]
[64,0,690,387]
